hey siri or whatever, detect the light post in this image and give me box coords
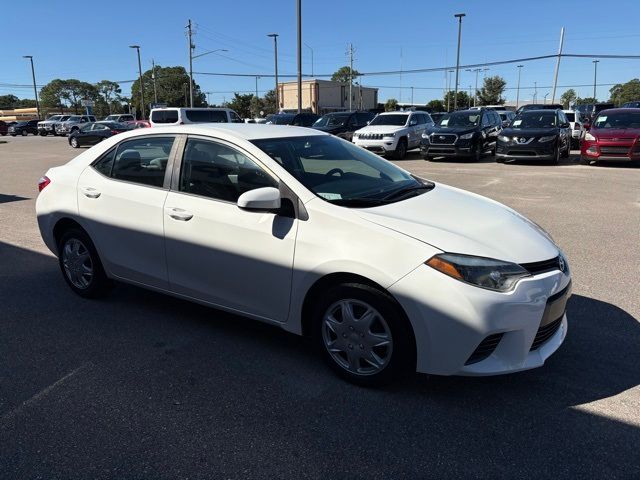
[268,34,279,112]
[592,60,599,100]
[296,0,302,113]
[411,86,414,106]
[466,67,481,107]
[453,13,466,110]
[515,65,523,110]
[129,45,145,119]
[544,93,549,105]
[22,55,40,119]
[304,42,314,77]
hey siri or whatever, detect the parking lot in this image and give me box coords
[1,135,639,478]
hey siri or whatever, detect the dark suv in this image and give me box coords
[496,109,571,164]
[8,120,39,136]
[312,111,376,141]
[266,112,319,127]
[0,120,8,136]
[420,108,502,161]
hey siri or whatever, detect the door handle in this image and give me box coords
[166,207,193,221]
[81,187,101,198]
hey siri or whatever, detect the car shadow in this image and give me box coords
[1,240,639,478]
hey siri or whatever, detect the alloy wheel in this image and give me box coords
[321,299,393,376]
[62,238,94,289]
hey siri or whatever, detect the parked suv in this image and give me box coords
[103,114,135,123]
[149,107,243,126]
[353,111,433,159]
[563,110,586,148]
[37,115,71,136]
[496,109,571,164]
[312,111,376,141]
[420,109,501,161]
[8,119,39,136]
[581,108,640,165]
[265,112,319,127]
[55,115,97,136]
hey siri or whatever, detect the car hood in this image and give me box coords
[590,128,640,139]
[356,183,558,263]
[356,125,407,134]
[429,126,476,135]
[501,127,558,137]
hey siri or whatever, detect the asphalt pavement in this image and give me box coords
[1,135,639,479]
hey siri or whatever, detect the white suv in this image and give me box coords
[563,110,586,148]
[150,107,243,126]
[353,111,433,159]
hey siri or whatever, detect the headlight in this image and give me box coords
[498,135,511,142]
[538,135,557,143]
[426,253,530,292]
[585,132,596,141]
[459,132,474,140]
[383,133,396,138]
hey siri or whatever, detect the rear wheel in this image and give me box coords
[57,228,112,298]
[313,283,414,386]
[70,137,79,148]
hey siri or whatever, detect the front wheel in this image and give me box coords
[40,131,48,136]
[394,138,408,160]
[313,283,415,386]
[70,137,80,148]
[21,130,27,136]
[552,145,561,165]
[57,228,112,298]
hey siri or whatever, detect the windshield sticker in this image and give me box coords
[512,119,522,126]
[440,119,449,126]
[596,116,606,123]
[318,192,342,200]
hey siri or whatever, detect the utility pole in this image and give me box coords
[592,60,599,100]
[348,43,354,111]
[22,56,40,119]
[187,19,194,107]
[255,76,260,98]
[399,47,403,104]
[304,43,314,77]
[446,69,454,111]
[268,34,279,112]
[468,85,472,108]
[466,68,481,107]
[151,59,158,104]
[129,45,145,119]
[534,81,538,103]
[296,0,302,113]
[551,27,565,104]
[183,83,188,107]
[544,93,549,105]
[516,65,523,109]
[453,13,466,110]
[411,86,414,106]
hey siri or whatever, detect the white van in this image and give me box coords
[149,107,243,126]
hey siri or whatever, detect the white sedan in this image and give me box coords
[36,124,571,385]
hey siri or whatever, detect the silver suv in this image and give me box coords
[37,115,71,136]
[55,115,96,136]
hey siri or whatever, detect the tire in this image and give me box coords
[496,156,506,163]
[580,155,592,165]
[70,137,80,148]
[394,138,408,160]
[421,154,431,161]
[40,131,48,136]
[21,130,27,136]
[313,283,415,387]
[473,143,482,162]
[552,146,560,165]
[57,228,112,298]
[561,142,570,158]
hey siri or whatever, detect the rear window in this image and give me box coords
[564,112,575,122]
[151,110,179,124]
[185,110,228,123]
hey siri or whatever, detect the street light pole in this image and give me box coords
[304,42,314,77]
[466,67,481,107]
[151,59,158,104]
[268,34,279,112]
[22,55,40,119]
[129,45,145,119]
[516,65,523,110]
[592,60,599,100]
[296,0,302,114]
[453,13,466,110]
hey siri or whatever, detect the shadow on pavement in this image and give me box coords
[0,240,639,478]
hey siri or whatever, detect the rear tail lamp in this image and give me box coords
[38,175,51,192]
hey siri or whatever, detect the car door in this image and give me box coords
[80,124,99,144]
[76,135,177,289]
[163,136,297,322]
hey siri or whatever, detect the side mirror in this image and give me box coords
[237,187,281,211]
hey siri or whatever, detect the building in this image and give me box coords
[0,107,39,122]
[278,79,378,114]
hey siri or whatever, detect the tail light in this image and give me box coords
[38,175,51,192]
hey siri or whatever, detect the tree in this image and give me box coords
[40,79,67,112]
[96,80,122,115]
[443,91,470,110]
[262,89,277,114]
[426,99,445,112]
[476,75,506,105]
[384,98,398,111]
[576,97,598,105]
[560,89,577,109]
[226,93,254,118]
[608,79,640,106]
[331,66,360,83]
[0,95,20,108]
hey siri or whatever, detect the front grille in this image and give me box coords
[358,133,383,140]
[530,316,563,350]
[600,146,630,155]
[506,150,537,156]
[465,333,504,365]
[521,256,560,275]
[430,133,457,145]
[428,147,456,154]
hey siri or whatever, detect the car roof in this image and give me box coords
[378,111,412,115]
[595,107,640,114]
[122,123,329,141]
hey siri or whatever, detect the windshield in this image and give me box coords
[313,114,350,128]
[67,116,81,122]
[269,114,295,125]
[511,111,557,128]
[439,112,480,127]
[369,114,408,126]
[564,112,575,122]
[251,135,432,207]
[104,115,119,121]
[593,111,640,129]
[46,115,62,121]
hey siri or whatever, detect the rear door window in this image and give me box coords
[111,136,175,187]
[151,110,179,124]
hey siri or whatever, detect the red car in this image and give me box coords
[131,120,151,129]
[581,108,640,165]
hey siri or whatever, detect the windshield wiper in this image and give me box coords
[382,182,435,201]
[327,198,388,207]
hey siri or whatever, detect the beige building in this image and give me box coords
[278,79,378,114]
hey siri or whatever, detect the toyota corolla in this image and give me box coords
[36,125,571,385]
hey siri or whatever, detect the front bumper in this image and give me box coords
[420,141,476,157]
[581,143,640,162]
[353,137,399,154]
[389,264,571,376]
[496,141,556,160]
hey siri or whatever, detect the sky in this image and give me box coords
[2,0,640,107]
